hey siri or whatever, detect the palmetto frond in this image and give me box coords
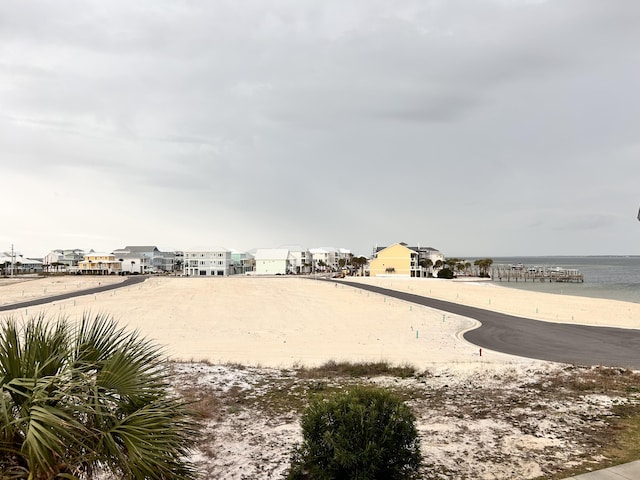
[0,313,197,480]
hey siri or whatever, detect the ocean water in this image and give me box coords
[477,256,640,304]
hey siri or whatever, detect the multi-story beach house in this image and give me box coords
[78,252,122,275]
[281,245,312,274]
[112,246,177,273]
[254,246,312,275]
[42,249,84,273]
[309,247,352,272]
[254,248,290,275]
[230,251,254,275]
[0,251,43,275]
[412,245,445,274]
[369,243,444,277]
[183,247,232,276]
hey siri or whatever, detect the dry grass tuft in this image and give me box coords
[296,360,417,379]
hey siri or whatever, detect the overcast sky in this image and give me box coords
[2,0,639,258]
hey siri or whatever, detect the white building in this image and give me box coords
[254,249,289,275]
[43,249,84,273]
[279,245,312,274]
[112,246,176,273]
[114,253,150,274]
[310,247,352,272]
[183,247,232,276]
[253,246,312,275]
[0,252,43,274]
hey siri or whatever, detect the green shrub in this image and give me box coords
[437,267,454,279]
[287,386,422,480]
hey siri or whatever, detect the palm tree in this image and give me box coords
[445,258,460,272]
[420,259,433,277]
[0,313,198,479]
[174,259,184,273]
[350,256,368,276]
[474,258,494,277]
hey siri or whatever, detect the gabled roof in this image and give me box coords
[24,258,43,265]
[408,246,440,252]
[375,243,407,253]
[123,246,161,253]
[375,243,440,253]
[114,252,149,260]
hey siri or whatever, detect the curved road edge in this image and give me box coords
[328,279,640,369]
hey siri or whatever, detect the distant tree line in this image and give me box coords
[436,257,493,279]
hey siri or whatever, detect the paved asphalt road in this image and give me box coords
[0,276,147,313]
[335,280,640,369]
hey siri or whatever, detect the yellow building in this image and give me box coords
[369,243,417,277]
[78,252,122,275]
[369,243,443,277]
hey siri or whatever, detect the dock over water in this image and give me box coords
[491,264,584,283]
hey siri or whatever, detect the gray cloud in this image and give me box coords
[1,0,639,257]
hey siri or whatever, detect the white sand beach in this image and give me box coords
[2,275,639,368]
[3,275,640,479]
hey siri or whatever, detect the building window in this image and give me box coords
[199,270,206,276]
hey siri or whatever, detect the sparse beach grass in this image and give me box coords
[170,360,640,479]
[296,359,417,378]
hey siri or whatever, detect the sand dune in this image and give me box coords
[2,275,639,369]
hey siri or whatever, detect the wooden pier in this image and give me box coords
[491,265,584,283]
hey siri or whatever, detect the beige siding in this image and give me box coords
[369,243,413,277]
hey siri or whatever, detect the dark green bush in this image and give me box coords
[437,267,454,279]
[287,386,422,480]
